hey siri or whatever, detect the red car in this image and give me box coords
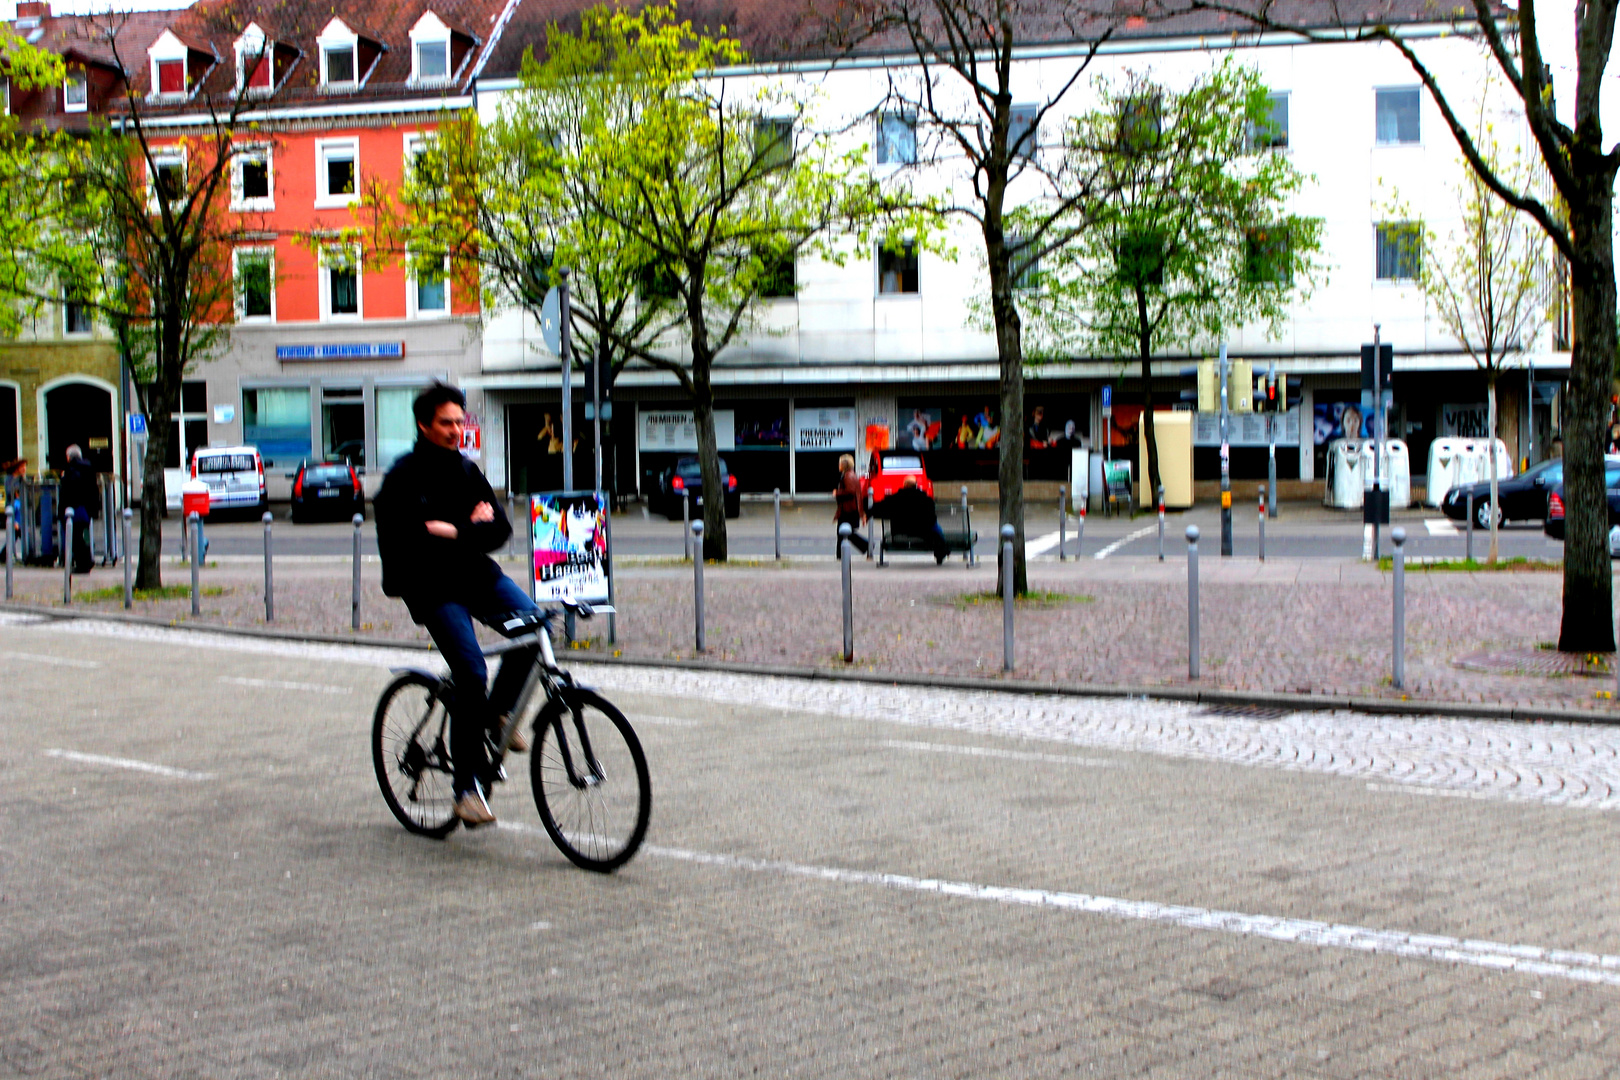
[860,449,935,505]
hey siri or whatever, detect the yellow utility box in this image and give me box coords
[1138,410,1194,509]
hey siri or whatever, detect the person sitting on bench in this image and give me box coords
[870,476,949,564]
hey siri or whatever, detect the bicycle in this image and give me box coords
[370,600,650,872]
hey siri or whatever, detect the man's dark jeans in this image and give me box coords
[410,575,541,797]
[66,506,92,573]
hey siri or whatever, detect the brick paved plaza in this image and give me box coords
[3,612,1619,1078]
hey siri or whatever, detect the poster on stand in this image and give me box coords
[531,490,610,604]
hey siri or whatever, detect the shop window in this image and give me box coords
[1376,87,1420,145]
[877,112,916,165]
[316,139,358,206]
[242,386,310,467]
[376,386,421,472]
[1375,222,1421,280]
[877,241,918,295]
[321,386,365,468]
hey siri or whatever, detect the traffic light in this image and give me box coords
[1253,374,1270,413]
[1230,359,1252,413]
[1280,373,1302,411]
[1196,358,1217,412]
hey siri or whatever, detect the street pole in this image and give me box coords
[351,513,363,631]
[1391,525,1406,689]
[62,507,72,604]
[773,488,781,560]
[1219,344,1232,557]
[4,505,13,600]
[121,508,131,609]
[1058,486,1066,562]
[1001,524,1015,672]
[1157,484,1165,562]
[593,341,604,494]
[188,511,200,616]
[1373,323,1383,563]
[691,520,705,652]
[1258,487,1266,562]
[559,269,574,493]
[682,489,691,561]
[1186,525,1200,679]
[262,511,274,623]
[839,522,853,661]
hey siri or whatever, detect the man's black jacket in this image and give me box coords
[59,460,102,518]
[374,438,512,606]
[869,487,939,534]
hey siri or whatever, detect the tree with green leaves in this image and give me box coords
[0,9,312,589]
[1392,113,1548,565]
[538,3,899,562]
[1036,60,1322,498]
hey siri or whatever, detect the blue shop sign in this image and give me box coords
[276,342,406,361]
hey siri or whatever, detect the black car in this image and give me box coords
[1442,459,1564,529]
[289,461,366,523]
[1542,460,1620,541]
[651,456,740,519]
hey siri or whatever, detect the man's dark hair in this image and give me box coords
[413,382,467,428]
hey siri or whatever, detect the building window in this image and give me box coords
[1117,95,1161,154]
[63,291,91,335]
[1119,229,1165,287]
[1009,237,1039,291]
[409,251,449,317]
[759,249,795,298]
[416,40,448,81]
[64,72,87,112]
[232,146,272,209]
[878,241,919,295]
[320,246,362,319]
[156,59,185,95]
[316,140,358,206]
[877,112,916,165]
[2,77,10,116]
[754,118,793,168]
[1247,92,1289,151]
[1244,226,1291,284]
[234,249,274,320]
[1375,222,1421,280]
[1376,87,1420,145]
[325,46,355,85]
[150,152,186,205]
[236,26,274,92]
[403,132,442,196]
[1008,103,1038,158]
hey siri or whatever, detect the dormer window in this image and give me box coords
[147,29,216,102]
[156,60,184,94]
[63,72,87,112]
[325,46,354,85]
[234,24,276,95]
[317,19,383,91]
[408,12,476,86]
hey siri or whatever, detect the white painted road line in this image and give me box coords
[1024,530,1063,557]
[634,714,703,727]
[218,676,353,695]
[1425,519,1459,536]
[1093,525,1156,559]
[0,651,100,668]
[43,748,214,781]
[496,821,1620,988]
[882,739,1118,768]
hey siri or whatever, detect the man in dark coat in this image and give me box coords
[869,476,949,564]
[374,382,540,827]
[58,445,101,574]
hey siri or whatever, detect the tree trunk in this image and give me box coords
[134,374,180,591]
[1556,189,1618,652]
[1487,375,1499,565]
[991,277,1027,595]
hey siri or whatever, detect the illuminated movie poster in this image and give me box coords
[531,491,610,603]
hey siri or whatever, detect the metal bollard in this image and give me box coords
[1001,524,1015,672]
[4,506,12,600]
[121,509,132,609]
[839,522,853,661]
[351,513,363,631]
[262,511,274,623]
[682,489,691,561]
[188,511,201,616]
[1186,525,1200,679]
[1058,486,1067,561]
[1392,526,1406,689]
[1258,487,1267,562]
[1157,484,1166,562]
[1465,491,1474,562]
[960,486,975,567]
[1076,504,1086,558]
[62,507,73,603]
[773,488,782,560]
[692,520,705,652]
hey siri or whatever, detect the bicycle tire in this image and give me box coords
[530,689,650,872]
[372,671,460,839]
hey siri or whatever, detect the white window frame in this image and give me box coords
[147,30,193,102]
[408,12,453,86]
[62,287,92,337]
[2,77,11,116]
[318,244,363,321]
[317,19,360,90]
[233,247,276,322]
[402,131,442,198]
[876,111,916,166]
[1374,85,1422,146]
[63,71,87,112]
[146,146,187,210]
[314,137,359,208]
[231,143,274,211]
[234,23,275,96]
[406,248,451,319]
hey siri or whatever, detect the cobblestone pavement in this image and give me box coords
[5,551,1616,716]
[3,616,1620,1078]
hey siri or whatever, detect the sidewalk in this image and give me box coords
[6,552,1615,720]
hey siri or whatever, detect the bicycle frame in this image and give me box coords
[482,618,604,790]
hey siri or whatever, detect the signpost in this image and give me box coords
[1101,384,1113,467]
[1219,344,1232,557]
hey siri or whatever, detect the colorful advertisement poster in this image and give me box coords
[1314,402,1371,444]
[531,491,610,604]
[900,408,943,451]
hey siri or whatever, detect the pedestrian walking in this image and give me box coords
[833,453,870,558]
[58,445,100,574]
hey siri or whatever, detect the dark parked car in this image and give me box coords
[1542,460,1620,541]
[651,456,740,519]
[289,461,366,523]
[1442,459,1564,529]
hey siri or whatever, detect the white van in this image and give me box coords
[186,445,267,514]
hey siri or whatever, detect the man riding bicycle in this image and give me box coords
[374,382,540,827]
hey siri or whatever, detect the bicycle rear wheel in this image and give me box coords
[530,689,650,872]
[373,672,459,839]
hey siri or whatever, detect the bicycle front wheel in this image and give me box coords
[530,689,650,872]
[373,671,460,839]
